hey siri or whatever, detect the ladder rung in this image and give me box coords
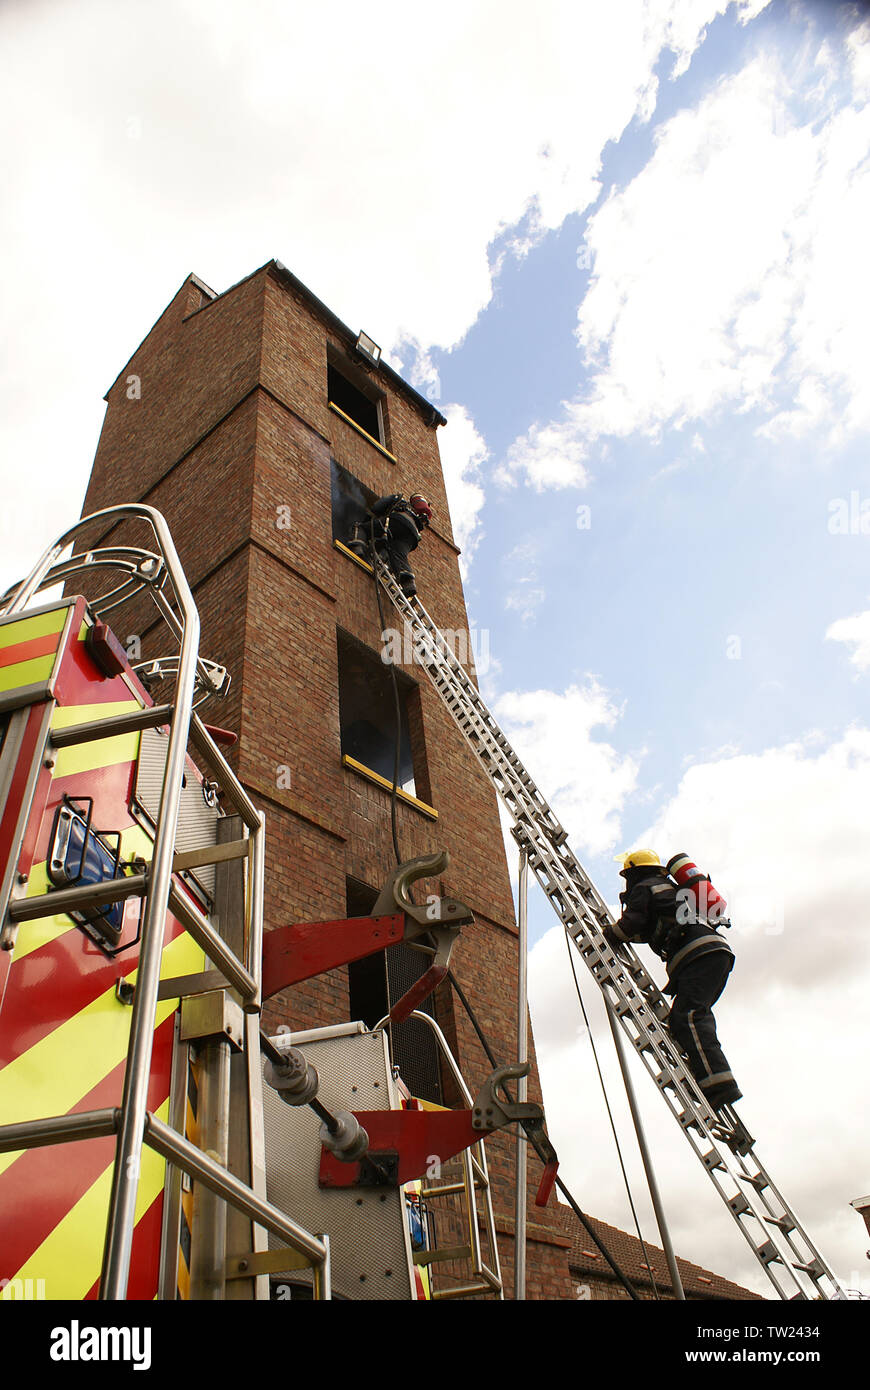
[739,1171,770,1192]
[764,1214,797,1234]
[755,1240,784,1266]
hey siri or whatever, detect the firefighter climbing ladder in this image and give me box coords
[373,559,845,1302]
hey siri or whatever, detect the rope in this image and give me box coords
[563,928,661,1298]
[368,515,403,869]
[445,968,641,1301]
[367,515,404,1060]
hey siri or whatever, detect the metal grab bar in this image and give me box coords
[372,1008,504,1299]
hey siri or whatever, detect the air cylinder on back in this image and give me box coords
[666,852,728,924]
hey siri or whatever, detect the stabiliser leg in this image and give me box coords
[261,851,471,1024]
[317,1063,559,1206]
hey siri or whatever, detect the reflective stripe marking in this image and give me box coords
[0,610,66,649]
[51,699,142,729]
[0,655,56,692]
[0,930,204,1177]
[667,934,732,977]
[0,1014,175,1278]
[687,1009,715,1078]
[50,700,142,781]
[53,731,141,782]
[8,1097,170,1299]
[699,1071,736,1090]
[0,633,60,669]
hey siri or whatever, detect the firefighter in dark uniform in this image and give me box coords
[605,849,741,1111]
[347,492,432,596]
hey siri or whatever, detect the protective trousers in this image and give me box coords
[667,951,737,1099]
[374,512,420,593]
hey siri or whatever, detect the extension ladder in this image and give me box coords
[374,560,845,1302]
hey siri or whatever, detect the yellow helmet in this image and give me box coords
[614,848,662,874]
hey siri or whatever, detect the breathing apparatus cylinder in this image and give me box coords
[666,852,728,925]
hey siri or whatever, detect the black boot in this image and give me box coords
[398,571,417,597]
[705,1080,743,1110]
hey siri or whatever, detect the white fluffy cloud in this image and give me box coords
[492,680,641,855]
[437,405,488,579]
[644,727,870,990]
[826,604,870,672]
[503,28,870,489]
[529,723,870,1294]
[0,0,761,590]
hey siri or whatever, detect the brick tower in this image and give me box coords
[81,260,574,1299]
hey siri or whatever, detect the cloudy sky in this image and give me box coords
[2,0,869,1298]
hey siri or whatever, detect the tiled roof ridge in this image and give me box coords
[557,1204,763,1300]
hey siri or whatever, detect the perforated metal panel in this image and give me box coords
[133,726,222,905]
[262,1024,417,1301]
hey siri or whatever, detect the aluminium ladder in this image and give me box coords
[373,558,845,1302]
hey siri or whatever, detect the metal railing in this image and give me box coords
[374,1009,503,1299]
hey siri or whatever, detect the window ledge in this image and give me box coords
[328,401,397,463]
[334,538,373,573]
[341,754,437,820]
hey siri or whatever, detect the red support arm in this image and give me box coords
[261,913,405,1000]
[319,1107,484,1189]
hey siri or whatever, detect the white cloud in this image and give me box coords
[502,28,870,488]
[492,680,641,855]
[641,728,870,989]
[529,723,870,1294]
[436,404,488,578]
[826,604,870,673]
[0,0,755,590]
[501,540,547,623]
[505,584,547,625]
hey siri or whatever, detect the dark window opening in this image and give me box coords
[345,878,443,1105]
[328,360,384,446]
[331,459,374,546]
[338,631,416,797]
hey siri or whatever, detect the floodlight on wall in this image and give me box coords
[355,331,381,367]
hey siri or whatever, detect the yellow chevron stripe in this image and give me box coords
[0,929,204,1177]
[0,608,67,649]
[12,823,156,962]
[50,700,142,780]
[0,654,56,692]
[51,700,143,730]
[7,1097,170,1298]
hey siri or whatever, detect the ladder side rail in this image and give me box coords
[391,582,568,843]
[728,1146,843,1292]
[377,570,844,1300]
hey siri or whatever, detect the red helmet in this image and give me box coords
[409,494,432,523]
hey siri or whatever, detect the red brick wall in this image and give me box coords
[84,261,574,1301]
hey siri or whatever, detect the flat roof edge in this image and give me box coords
[269,260,448,429]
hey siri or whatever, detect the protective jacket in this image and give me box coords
[371,495,426,553]
[368,495,427,595]
[610,866,733,993]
